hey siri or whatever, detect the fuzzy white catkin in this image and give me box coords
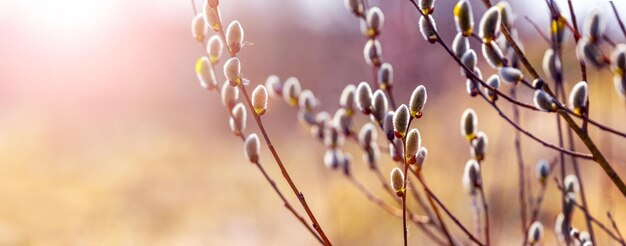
[611,44,626,75]
[203,3,221,31]
[230,103,247,135]
[536,160,549,182]
[478,6,501,42]
[471,131,488,161]
[363,143,380,169]
[359,123,377,149]
[576,37,605,67]
[333,108,351,136]
[419,0,435,14]
[340,84,357,115]
[405,128,421,164]
[612,44,626,97]
[454,0,474,36]
[207,35,223,63]
[393,104,410,138]
[498,67,523,83]
[485,74,500,99]
[528,221,544,243]
[244,134,260,163]
[542,49,561,82]
[564,174,580,194]
[324,149,344,169]
[497,1,513,28]
[195,56,217,90]
[344,0,364,16]
[207,0,219,8]
[221,81,239,109]
[463,159,481,194]
[554,213,565,243]
[415,147,428,168]
[533,90,555,112]
[568,81,588,114]
[583,7,604,43]
[223,57,241,86]
[452,32,469,58]
[283,77,302,106]
[192,13,207,42]
[419,15,438,43]
[298,90,317,113]
[366,7,384,36]
[383,111,395,141]
[389,138,403,162]
[461,49,477,70]
[482,40,504,68]
[390,167,405,196]
[378,63,393,88]
[356,82,373,114]
[252,85,268,116]
[363,39,382,66]
[460,108,477,140]
[372,90,388,124]
[225,21,244,55]
[265,75,282,98]
[409,85,427,117]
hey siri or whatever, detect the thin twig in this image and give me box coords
[511,87,527,241]
[554,178,624,243]
[239,84,332,245]
[255,161,325,244]
[607,212,626,245]
[205,86,323,243]
[198,2,333,242]
[476,161,490,245]
[562,2,596,243]
[410,168,485,246]
[416,169,456,245]
[479,92,593,159]
[610,1,626,39]
[523,16,551,44]
[401,137,409,246]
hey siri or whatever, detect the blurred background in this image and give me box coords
[0,0,625,245]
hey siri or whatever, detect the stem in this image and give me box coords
[239,84,332,245]
[205,84,323,243]
[554,179,624,243]
[559,1,596,238]
[411,168,485,246]
[607,212,626,245]
[610,1,626,39]
[478,93,592,159]
[417,171,455,245]
[401,137,409,246]
[402,195,408,246]
[255,161,324,244]
[476,161,490,245]
[548,22,569,243]
[427,0,626,197]
[511,87,527,240]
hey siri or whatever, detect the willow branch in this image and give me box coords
[610,1,626,39]
[554,178,624,243]
[410,168,485,246]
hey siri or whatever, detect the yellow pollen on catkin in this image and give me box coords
[195,58,204,74]
[453,3,461,17]
[289,97,298,106]
[210,55,219,64]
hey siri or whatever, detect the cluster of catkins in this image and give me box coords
[555,175,592,245]
[450,1,525,99]
[459,109,486,196]
[344,0,395,94]
[192,0,270,165]
[574,7,626,101]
